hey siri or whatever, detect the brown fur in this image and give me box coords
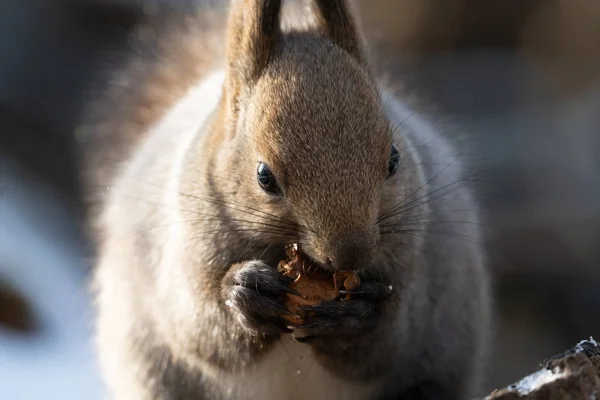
[83,1,491,399]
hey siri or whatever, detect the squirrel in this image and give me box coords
[81,0,491,399]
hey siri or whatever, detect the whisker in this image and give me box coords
[185,228,299,238]
[136,217,299,236]
[379,209,479,221]
[119,176,307,230]
[378,236,431,262]
[204,242,243,267]
[389,104,430,138]
[257,242,275,261]
[378,155,463,222]
[380,228,484,246]
[117,192,306,236]
[379,168,504,223]
[380,220,486,228]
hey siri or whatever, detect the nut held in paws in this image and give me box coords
[277,244,360,325]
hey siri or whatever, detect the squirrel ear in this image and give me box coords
[225,0,282,90]
[309,0,365,63]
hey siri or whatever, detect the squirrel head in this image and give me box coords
[211,0,404,272]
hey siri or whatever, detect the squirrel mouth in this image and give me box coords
[279,244,323,275]
[280,243,369,275]
[278,244,337,275]
[276,244,362,326]
[278,244,360,289]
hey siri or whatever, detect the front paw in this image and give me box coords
[293,280,393,344]
[222,260,302,336]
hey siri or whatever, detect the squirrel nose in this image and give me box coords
[325,231,376,271]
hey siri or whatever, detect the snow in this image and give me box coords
[575,337,599,354]
[485,366,569,399]
[0,159,105,400]
[509,367,568,396]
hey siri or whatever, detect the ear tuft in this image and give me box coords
[225,0,282,87]
[223,0,282,137]
[309,0,365,63]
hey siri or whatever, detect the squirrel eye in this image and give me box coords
[257,162,281,195]
[387,144,400,178]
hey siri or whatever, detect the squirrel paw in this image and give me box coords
[292,281,392,344]
[222,260,302,336]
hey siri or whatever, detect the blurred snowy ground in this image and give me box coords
[0,158,105,400]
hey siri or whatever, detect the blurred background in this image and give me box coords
[0,0,599,398]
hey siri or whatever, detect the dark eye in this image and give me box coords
[387,144,400,177]
[257,162,281,195]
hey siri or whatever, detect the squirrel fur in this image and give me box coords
[81,1,492,399]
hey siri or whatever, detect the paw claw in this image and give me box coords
[224,261,302,335]
[295,323,317,330]
[338,281,393,301]
[293,335,317,344]
[298,305,322,313]
[338,289,362,295]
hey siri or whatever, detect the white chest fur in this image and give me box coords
[222,335,374,400]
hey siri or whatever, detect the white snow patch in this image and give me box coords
[506,367,568,396]
[0,160,105,399]
[575,337,599,353]
[485,337,599,399]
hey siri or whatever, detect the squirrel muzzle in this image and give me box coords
[317,229,377,272]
